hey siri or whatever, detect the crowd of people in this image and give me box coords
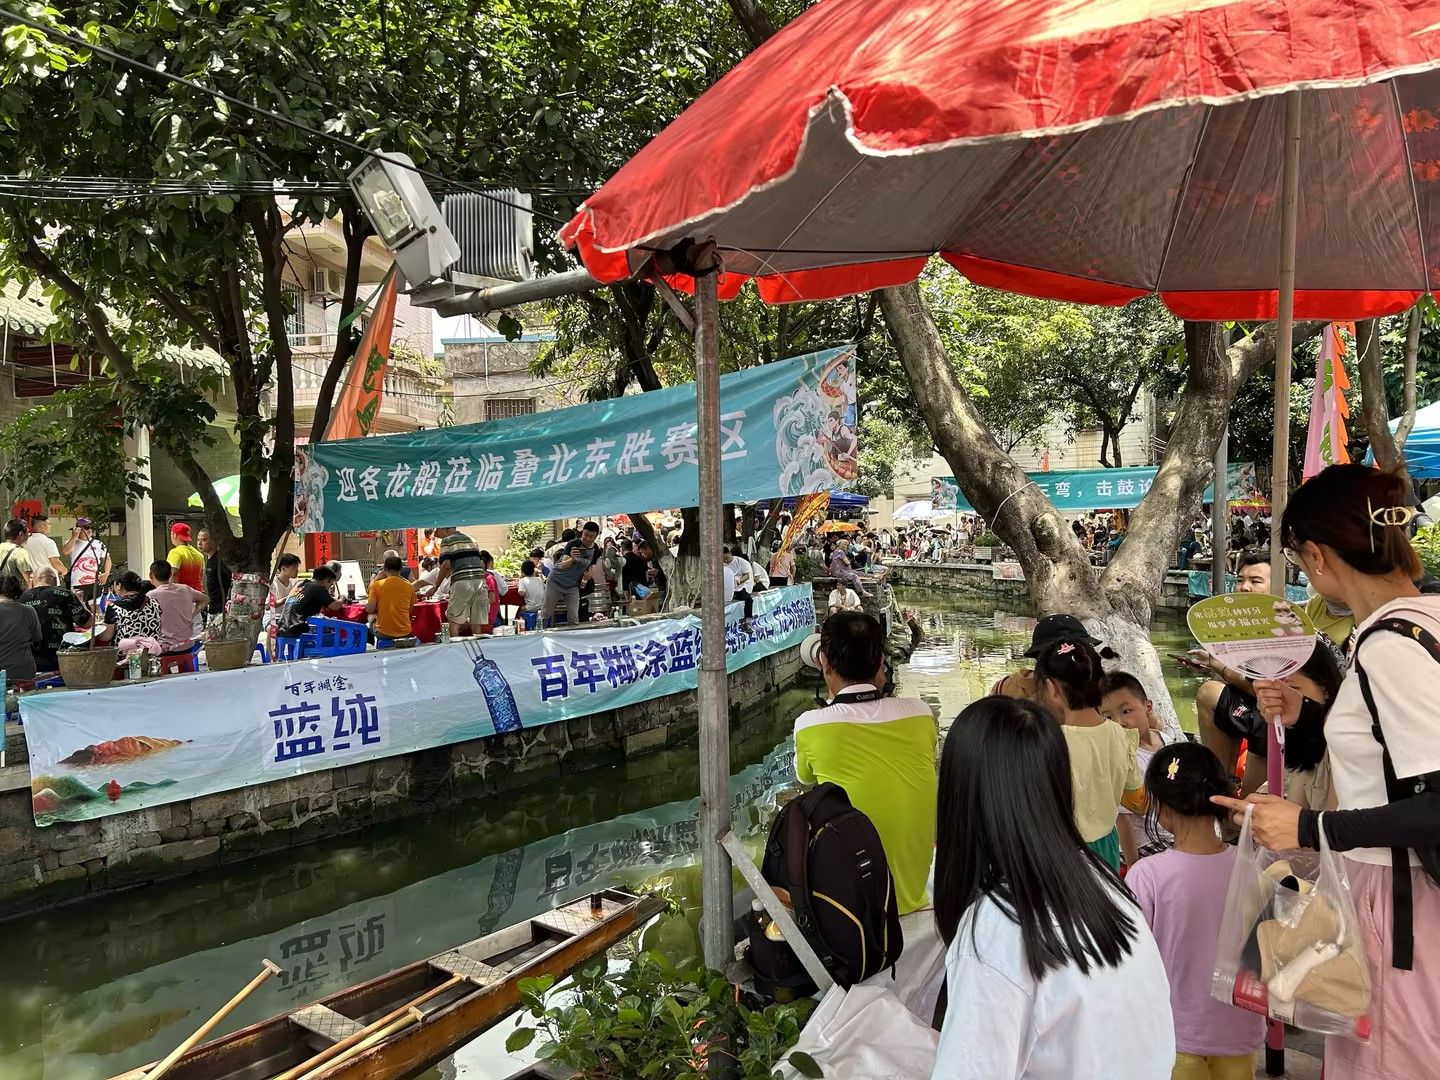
[788,463,1437,1080]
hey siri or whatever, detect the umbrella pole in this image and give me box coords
[1265,87,1303,1078]
[694,264,734,972]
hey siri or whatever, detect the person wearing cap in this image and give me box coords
[63,517,110,604]
[23,512,65,579]
[992,614,1103,699]
[166,522,205,594]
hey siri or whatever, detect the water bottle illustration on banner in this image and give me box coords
[466,640,523,734]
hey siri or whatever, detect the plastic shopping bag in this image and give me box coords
[772,983,938,1080]
[1212,805,1371,1039]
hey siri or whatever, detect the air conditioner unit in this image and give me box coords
[442,190,535,285]
[313,267,345,298]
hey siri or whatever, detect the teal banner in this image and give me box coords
[929,466,1234,514]
[296,347,858,532]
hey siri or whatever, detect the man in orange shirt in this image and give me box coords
[166,522,205,594]
[366,554,416,644]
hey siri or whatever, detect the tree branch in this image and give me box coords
[878,281,1101,614]
[307,208,370,443]
[153,284,223,354]
[1356,318,1410,485]
[726,0,777,45]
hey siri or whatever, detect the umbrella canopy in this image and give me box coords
[188,475,268,514]
[892,500,937,521]
[561,0,1440,319]
[817,520,860,533]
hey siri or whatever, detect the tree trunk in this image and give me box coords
[879,282,1318,738]
[1356,317,1414,488]
[755,497,786,551]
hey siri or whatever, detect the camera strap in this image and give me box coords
[828,686,885,706]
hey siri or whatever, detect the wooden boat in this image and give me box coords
[112,888,663,1080]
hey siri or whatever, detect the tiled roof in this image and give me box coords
[1,280,228,374]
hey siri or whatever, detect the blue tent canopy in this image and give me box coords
[783,491,869,509]
[1389,399,1440,478]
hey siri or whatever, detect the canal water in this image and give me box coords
[0,590,1200,1079]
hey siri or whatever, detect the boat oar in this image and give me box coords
[147,959,282,1079]
[291,1006,423,1080]
[272,975,464,1080]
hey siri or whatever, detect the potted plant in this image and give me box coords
[973,528,1000,562]
[507,950,820,1079]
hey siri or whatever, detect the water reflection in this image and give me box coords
[0,589,1201,1079]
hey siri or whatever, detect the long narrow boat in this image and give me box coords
[112,889,663,1080]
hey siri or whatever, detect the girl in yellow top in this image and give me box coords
[1033,637,1143,871]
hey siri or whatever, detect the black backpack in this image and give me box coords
[758,782,903,990]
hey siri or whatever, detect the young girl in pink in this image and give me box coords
[1126,742,1264,1080]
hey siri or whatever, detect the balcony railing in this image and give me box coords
[283,352,446,425]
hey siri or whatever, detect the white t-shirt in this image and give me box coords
[729,559,753,593]
[829,587,861,611]
[517,575,546,612]
[1328,596,1440,866]
[750,560,770,589]
[25,533,59,574]
[933,888,1174,1079]
[722,562,737,601]
[68,538,108,586]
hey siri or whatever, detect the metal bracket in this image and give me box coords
[719,830,834,992]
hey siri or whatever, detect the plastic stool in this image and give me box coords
[305,616,367,657]
[275,632,313,661]
[252,640,270,664]
[158,642,201,675]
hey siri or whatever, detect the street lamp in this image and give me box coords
[347,152,461,287]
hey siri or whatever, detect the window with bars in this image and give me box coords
[282,282,305,338]
[485,397,536,421]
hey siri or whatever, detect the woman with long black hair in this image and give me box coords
[932,695,1173,1078]
[1216,464,1440,1079]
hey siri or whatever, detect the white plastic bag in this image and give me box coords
[1212,806,1371,1038]
[772,983,939,1080]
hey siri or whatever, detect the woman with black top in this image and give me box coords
[1215,464,1440,1080]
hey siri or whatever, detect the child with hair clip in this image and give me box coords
[1126,743,1265,1080]
[1032,636,1141,872]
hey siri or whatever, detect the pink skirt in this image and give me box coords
[1326,857,1440,1080]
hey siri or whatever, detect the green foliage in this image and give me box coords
[0,382,148,516]
[510,952,819,1080]
[495,521,551,578]
[792,551,816,583]
[973,528,1001,547]
[852,407,931,499]
[1413,523,1440,578]
[921,273,1184,463]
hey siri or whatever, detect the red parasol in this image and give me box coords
[560,0,1440,319]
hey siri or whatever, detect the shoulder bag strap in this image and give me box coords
[66,539,94,587]
[785,788,840,978]
[1351,616,1440,970]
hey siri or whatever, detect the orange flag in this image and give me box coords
[773,492,830,574]
[325,269,399,441]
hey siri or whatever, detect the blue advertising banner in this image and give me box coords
[20,586,817,826]
[296,347,858,532]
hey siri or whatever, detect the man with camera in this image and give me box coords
[543,521,600,627]
[794,611,938,914]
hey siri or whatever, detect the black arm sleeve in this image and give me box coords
[1298,794,1440,851]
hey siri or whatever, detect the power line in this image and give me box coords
[0,7,575,227]
[0,176,596,201]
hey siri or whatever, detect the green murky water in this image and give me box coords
[0,589,1198,1079]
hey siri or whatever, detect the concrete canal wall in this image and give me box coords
[0,644,806,921]
[887,560,1198,614]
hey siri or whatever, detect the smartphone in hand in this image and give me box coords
[1168,652,1212,674]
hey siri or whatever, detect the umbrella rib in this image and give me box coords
[1153,104,1213,295]
[1392,80,1431,297]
